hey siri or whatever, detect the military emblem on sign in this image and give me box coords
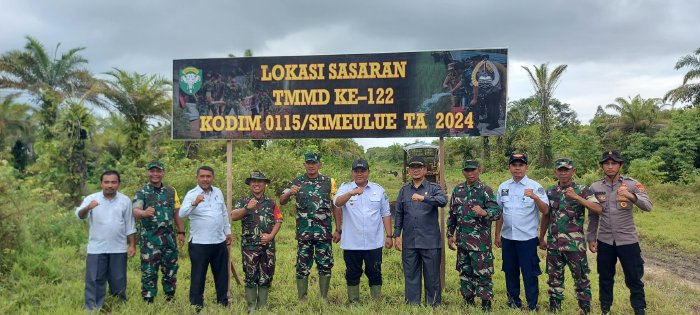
[179,66,203,95]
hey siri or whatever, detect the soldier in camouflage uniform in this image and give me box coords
[132,160,185,303]
[447,159,501,312]
[231,170,283,312]
[279,152,339,301]
[539,158,602,314]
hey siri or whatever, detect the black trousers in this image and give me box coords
[188,241,229,308]
[343,247,383,286]
[597,241,646,310]
[501,237,541,310]
[402,247,442,306]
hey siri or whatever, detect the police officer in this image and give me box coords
[447,159,501,312]
[279,152,339,301]
[587,150,653,315]
[539,158,602,314]
[132,160,185,303]
[231,171,283,312]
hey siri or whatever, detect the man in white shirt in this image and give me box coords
[333,159,393,304]
[495,153,549,311]
[75,170,136,311]
[179,166,232,311]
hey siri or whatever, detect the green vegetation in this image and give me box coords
[1,37,700,314]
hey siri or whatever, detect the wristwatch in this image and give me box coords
[386,234,393,238]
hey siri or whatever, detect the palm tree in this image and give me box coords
[98,68,171,159]
[605,95,667,135]
[0,93,32,152]
[665,46,700,108]
[522,63,568,168]
[0,36,100,138]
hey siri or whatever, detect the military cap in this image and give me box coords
[304,152,320,163]
[147,160,164,170]
[408,156,426,167]
[554,158,574,169]
[245,170,271,185]
[352,159,369,170]
[462,159,480,170]
[509,153,528,165]
[600,150,623,163]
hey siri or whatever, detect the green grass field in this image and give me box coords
[1,166,699,314]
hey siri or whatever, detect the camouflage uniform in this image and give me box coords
[132,183,180,299]
[285,174,337,278]
[234,194,283,288]
[447,181,501,301]
[544,182,597,307]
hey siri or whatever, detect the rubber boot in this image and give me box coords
[245,286,258,313]
[578,300,590,315]
[319,275,331,301]
[296,277,309,301]
[482,299,492,312]
[549,298,562,312]
[466,297,475,306]
[369,285,382,300]
[257,286,269,309]
[634,308,646,315]
[347,285,360,304]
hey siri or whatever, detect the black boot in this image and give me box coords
[601,305,611,315]
[466,297,475,306]
[549,298,562,312]
[578,300,590,314]
[634,308,646,315]
[481,299,492,312]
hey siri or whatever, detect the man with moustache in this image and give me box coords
[495,153,549,311]
[587,150,652,315]
[180,166,232,311]
[231,170,283,312]
[132,160,185,303]
[447,158,501,311]
[76,170,136,310]
[540,158,602,314]
[333,159,393,303]
[280,152,339,302]
[393,156,447,307]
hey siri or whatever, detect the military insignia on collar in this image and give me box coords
[501,189,509,196]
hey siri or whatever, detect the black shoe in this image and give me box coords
[165,294,175,302]
[481,299,492,312]
[549,298,562,312]
[601,305,611,315]
[507,297,521,309]
[466,297,475,306]
[143,297,154,304]
[634,308,646,315]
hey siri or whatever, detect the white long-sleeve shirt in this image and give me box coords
[76,192,135,254]
[179,185,231,244]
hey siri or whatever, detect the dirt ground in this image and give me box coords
[642,244,700,289]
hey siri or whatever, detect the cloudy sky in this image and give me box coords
[2,0,697,149]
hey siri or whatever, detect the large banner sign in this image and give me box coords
[172,48,507,140]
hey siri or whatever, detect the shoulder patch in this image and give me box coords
[635,182,646,193]
[537,187,545,194]
[501,189,509,196]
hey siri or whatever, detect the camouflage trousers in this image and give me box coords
[546,249,591,302]
[456,248,494,301]
[296,240,333,278]
[242,243,276,288]
[140,231,178,298]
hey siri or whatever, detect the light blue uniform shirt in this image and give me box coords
[334,181,391,250]
[497,176,549,241]
[76,192,135,254]
[180,185,231,244]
